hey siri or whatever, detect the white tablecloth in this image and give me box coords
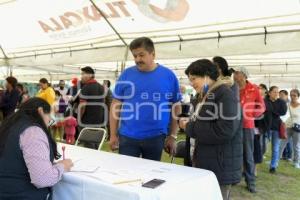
[53,143,222,200]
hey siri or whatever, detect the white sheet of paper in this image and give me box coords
[80,169,143,185]
[71,164,100,173]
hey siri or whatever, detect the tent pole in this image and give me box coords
[0,45,11,77]
[121,47,129,73]
[9,66,13,76]
[89,0,129,74]
[48,72,53,84]
[89,0,127,47]
[0,45,8,60]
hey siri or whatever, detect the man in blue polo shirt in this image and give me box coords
[109,37,181,161]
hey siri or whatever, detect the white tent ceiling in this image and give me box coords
[0,0,300,88]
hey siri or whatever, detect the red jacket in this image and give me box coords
[240,81,266,129]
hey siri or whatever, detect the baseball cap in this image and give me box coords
[81,66,95,75]
[234,66,249,78]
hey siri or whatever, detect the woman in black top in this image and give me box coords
[179,59,242,200]
[268,86,287,173]
[0,76,20,119]
[254,84,273,176]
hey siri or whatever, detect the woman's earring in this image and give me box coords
[203,77,209,93]
[203,84,209,93]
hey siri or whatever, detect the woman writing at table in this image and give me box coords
[179,60,242,200]
[0,97,73,200]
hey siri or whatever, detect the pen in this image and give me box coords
[113,179,142,185]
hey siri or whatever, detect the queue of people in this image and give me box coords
[0,36,299,200]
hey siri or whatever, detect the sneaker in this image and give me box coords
[269,168,276,174]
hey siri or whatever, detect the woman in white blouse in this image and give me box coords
[280,89,300,169]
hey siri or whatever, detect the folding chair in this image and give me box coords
[171,140,186,163]
[75,128,107,150]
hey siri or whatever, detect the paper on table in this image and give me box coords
[81,169,143,185]
[71,160,100,173]
[71,165,100,173]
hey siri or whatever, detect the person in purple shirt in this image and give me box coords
[0,97,73,200]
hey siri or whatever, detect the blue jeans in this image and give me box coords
[119,134,166,161]
[270,130,281,168]
[282,139,293,159]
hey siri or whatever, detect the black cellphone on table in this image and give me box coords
[142,179,166,189]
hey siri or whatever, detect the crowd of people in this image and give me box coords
[0,37,299,200]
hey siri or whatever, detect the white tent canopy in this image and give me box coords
[0,0,300,87]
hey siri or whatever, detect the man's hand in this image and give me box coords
[109,134,119,151]
[164,136,177,156]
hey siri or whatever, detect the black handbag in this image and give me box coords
[292,123,300,132]
[288,104,300,132]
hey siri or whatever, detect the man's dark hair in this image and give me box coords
[16,83,24,91]
[185,59,219,81]
[81,66,95,75]
[6,76,18,88]
[55,90,61,96]
[279,90,288,96]
[129,37,155,53]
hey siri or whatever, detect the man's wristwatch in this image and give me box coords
[168,134,177,140]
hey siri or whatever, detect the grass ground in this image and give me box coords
[100,133,300,200]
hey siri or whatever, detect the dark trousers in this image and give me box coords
[254,134,263,164]
[119,134,165,161]
[220,185,232,200]
[243,128,256,186]
[262,131,270,155]
[282,139,293,159]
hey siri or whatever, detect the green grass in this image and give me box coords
[100,133,300,200]
[230,152,300,200]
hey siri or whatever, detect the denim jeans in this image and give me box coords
[270,130,281,169]
[282,139,293,159]
[119,134,166,161]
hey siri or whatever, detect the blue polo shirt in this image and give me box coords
[113,64,181,139]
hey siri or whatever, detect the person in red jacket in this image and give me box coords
[234,67,265,193]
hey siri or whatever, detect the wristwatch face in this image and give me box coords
[170,135,177,140]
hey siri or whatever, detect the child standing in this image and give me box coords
[64,116,78,144]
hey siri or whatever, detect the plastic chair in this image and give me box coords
[75,128,107,150]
